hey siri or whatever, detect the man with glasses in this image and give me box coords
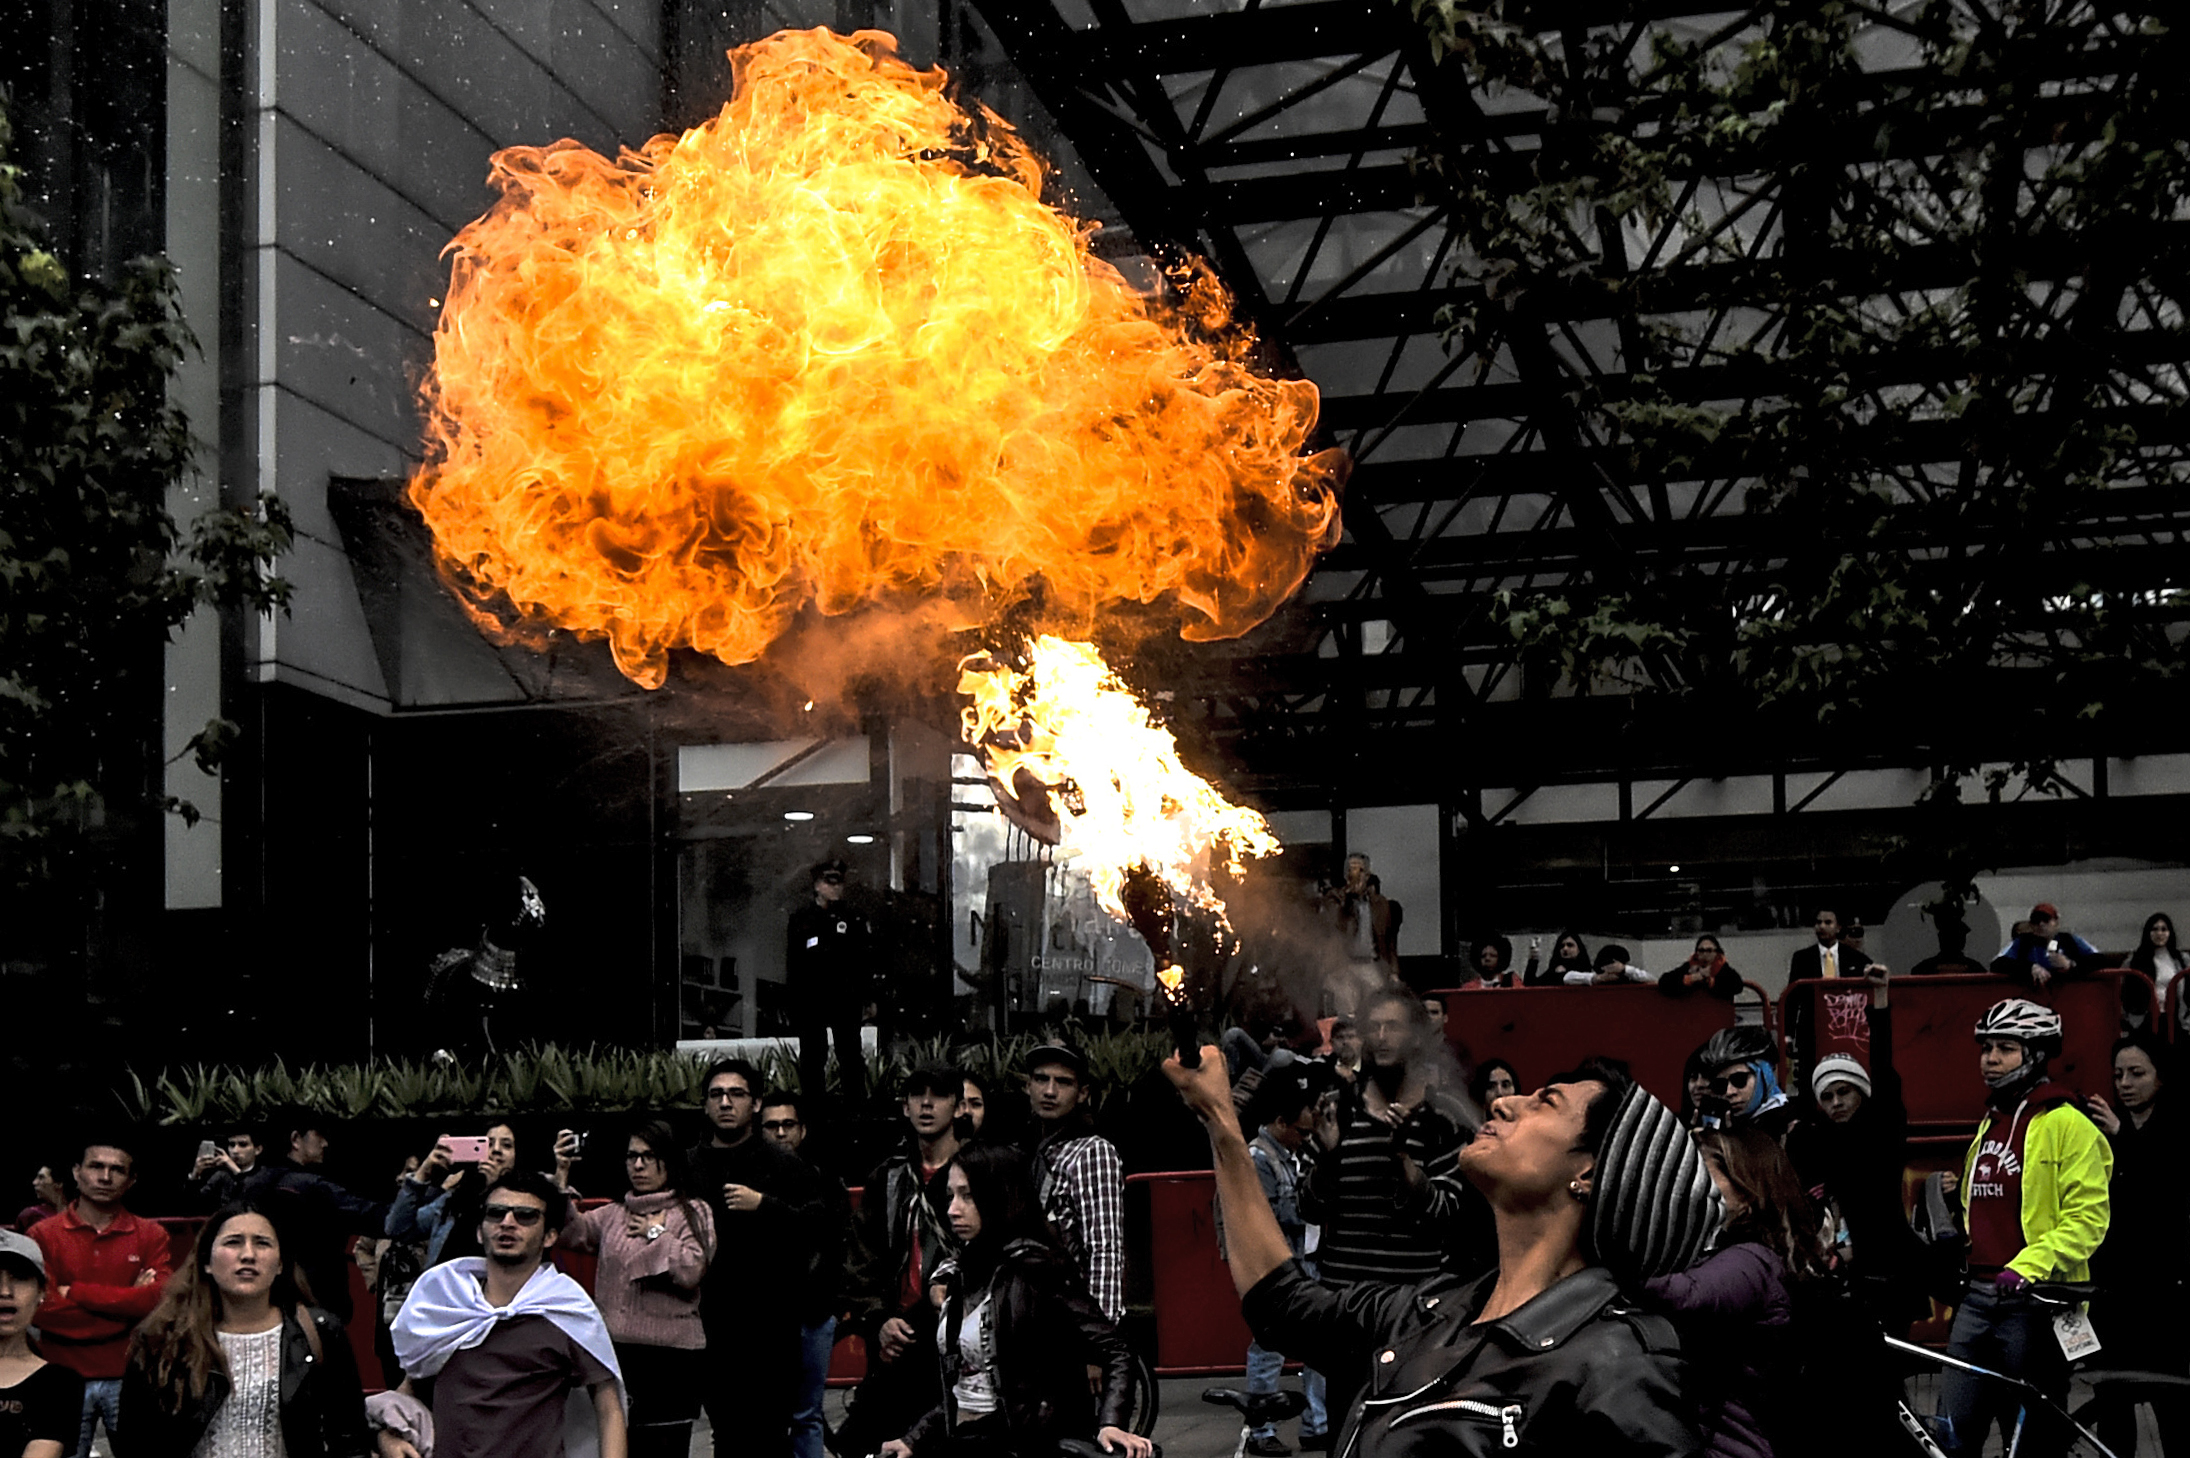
[787,858,874,1106]
[759,1090,852,1458]
[688,1059,827,1458]
[838,1066,962,1457]
[383,1170,626,1458]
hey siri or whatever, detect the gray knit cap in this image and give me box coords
[1587,1082,1723,1282]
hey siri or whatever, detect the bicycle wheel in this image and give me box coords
[1124,1350,1161,1437]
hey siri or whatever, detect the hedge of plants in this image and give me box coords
[117,1028,1179,1126]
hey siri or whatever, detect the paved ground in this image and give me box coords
[688,1377,1309,1458]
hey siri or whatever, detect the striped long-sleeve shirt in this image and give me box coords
[1035,1130,1126,1322]
[1300,1088,1470,1285]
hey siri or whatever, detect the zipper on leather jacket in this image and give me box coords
[1390,1398,1523,1449]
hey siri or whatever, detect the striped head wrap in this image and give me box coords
[1587,1082,1723,1282]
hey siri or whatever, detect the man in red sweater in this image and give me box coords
[30,1136,173,1457]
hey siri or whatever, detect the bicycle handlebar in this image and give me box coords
[2027,1280,2098,1306]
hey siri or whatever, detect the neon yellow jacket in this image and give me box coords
[1959,1098,2114,1282]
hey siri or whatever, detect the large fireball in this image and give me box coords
[410,28,1346,688]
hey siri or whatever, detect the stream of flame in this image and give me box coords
[409,27,1343,688]
[959,636,1278,929]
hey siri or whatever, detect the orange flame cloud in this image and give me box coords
[409,28,1345,688]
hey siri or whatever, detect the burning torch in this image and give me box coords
[1122,864,1201,1068]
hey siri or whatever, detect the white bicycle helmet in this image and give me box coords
[1973,998,2062,1046]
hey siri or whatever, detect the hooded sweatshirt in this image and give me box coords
[1960,1080,2113,1281]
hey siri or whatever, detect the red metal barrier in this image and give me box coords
[1780,970,2146,1127]
[1135,1170,1249,1375]
[1432,982,1750,1108]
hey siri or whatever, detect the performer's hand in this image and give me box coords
[878,1317,915,1361]
[1162,1046,1237,1132]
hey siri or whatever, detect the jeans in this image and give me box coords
[1246,1338,1284,1439]
[1244,1343,1328,1440]
[72,1377,121,1458]
[793,1316,837,1458]
[1936,1278,2072,1458]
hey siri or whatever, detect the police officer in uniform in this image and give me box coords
[788,859,873,1106]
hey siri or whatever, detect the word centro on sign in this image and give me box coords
[1028,953,1098,974]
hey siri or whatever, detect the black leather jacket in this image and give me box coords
[905,1239,1133,1455]
[118,1305,372,1458]
[1242,1260,1701,1458]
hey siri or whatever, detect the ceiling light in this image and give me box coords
[846,834,876,844]
[1668,864,1681,873]
[784,811,815,822]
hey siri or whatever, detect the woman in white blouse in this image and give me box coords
[120,1204,371,1457]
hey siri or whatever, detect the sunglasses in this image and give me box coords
[483,1204,545,1226]
[1707,1069,1756,1095]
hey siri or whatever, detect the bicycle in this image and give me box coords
[1202,1386,1309,1458]
[1885,1280,2121,1458]
[1122,1349,1161,1438]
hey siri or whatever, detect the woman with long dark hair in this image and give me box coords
[385,1121,522,1266]
[1521,931,1592,985]
[879,1142,1149,1458]
[2125,913,2185,1032]
[959,1071,994,1139]
[2084,1033,2190,1456]
[552,1120,716,1458]
[118,1204,371,1457]
[1642,1129,1825,1458]
[1467,1058,1519,1110]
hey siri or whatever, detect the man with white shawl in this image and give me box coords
[375,1170,627,1458]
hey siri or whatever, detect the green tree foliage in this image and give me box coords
[0,106,291,897]
[1397,0,2189,830]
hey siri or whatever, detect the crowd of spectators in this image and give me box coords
[4,898,2186,1458]
[2,1046,1149,1458]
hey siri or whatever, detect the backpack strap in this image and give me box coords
[299,1306,327,1364]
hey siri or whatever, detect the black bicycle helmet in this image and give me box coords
[1696,1024,1776,1071]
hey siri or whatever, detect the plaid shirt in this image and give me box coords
[1035,1129,1126,1322]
